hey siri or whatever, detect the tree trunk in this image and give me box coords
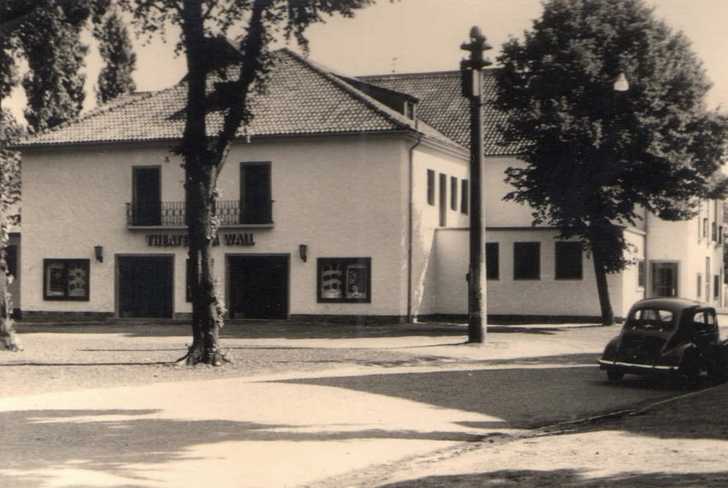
[591,242,616,326]
[178,0,226,366]
[184,167,224,365]
[177,0,267,365]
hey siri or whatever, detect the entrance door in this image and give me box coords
[651,262,678,297]
[228,255,288,319]
[118,256,173,318]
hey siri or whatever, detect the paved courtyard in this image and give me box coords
[0,320,725,487]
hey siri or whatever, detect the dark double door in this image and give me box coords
[228,255,288,319]
[118,256,173,318]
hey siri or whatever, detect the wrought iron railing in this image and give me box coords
[126,200,273,227]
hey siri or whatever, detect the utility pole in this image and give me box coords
[460,26,491,343]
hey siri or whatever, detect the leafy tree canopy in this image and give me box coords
[496,0,728,273]
[0,0,130,131]
[495,0,728,324]
[95,9,137,104]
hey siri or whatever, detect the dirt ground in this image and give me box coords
[323,384,728,488]
[1,321,468,396]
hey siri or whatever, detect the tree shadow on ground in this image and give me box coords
[16,321,572,339]
[280,362,706,430]
[378,469,728,487]
[266,352,606,369]
[0,408,494,488]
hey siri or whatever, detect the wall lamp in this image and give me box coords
[94,245,104,263]
[298,244,308,263]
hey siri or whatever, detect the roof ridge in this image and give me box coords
[278,49,413,132]
[360,67,499,80]
[272,49,465,151]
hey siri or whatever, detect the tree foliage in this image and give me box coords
[17,2,89,132]
[0,0,134,130]
[95,9,137,104]
[118,0,375,365]
[0,0,117,349]
[495,0,728,322]
[0,110,23,351]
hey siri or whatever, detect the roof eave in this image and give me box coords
[14,128,424,151]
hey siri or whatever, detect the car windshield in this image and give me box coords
[627,308,675,331]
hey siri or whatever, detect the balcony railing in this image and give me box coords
[126,200,274,227]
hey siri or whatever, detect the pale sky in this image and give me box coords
[7,0,728,120]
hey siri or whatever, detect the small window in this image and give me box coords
[514,242,540,280]
[631,308,675,330]
[712,222,717,242]
[714,275,720,300]
[439,173,447,226]
[450,176,458,211]
[555,242,583,280]
[43,259,90,301]
[461,179,469,215]
[637,260,645,288]
[318,258,371,303]
[426,170,435,206]
[697,273,702,298]
[693,310,716,331]
[486,242,499,280]
[703,218,709,238]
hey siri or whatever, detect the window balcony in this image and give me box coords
[126,200,274,229]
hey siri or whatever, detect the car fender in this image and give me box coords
[601,337,621,361]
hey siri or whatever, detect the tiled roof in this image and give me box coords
[16,49,464,152]
[359,70,528,156]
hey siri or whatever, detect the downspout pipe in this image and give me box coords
[407,133,423,323]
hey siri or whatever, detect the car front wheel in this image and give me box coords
[680,349,703,385]
[607,369,624,382]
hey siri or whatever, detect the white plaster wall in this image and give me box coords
[409,144,469,316]
[484,157,538,227]
[21,135,415,316]
[435,228,625,317]
[647,202,724,305]
[619,229,646,316]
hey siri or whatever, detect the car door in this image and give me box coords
[692,309,718,351]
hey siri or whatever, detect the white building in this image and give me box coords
[14,49,725,322]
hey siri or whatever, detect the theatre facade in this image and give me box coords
[15,48,726,322]
[17,49,472,321]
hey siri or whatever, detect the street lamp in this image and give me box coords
[461,26,492,343]
[613,72,629,92]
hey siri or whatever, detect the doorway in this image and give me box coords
[227,255,289,319]
[651,262,678,298]
[132,167,161,226]
[118,256,173,318]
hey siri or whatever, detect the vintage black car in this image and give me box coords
[599,298,726,382]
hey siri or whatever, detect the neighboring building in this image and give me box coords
[364,70,726,319]
[13,49,725,322]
